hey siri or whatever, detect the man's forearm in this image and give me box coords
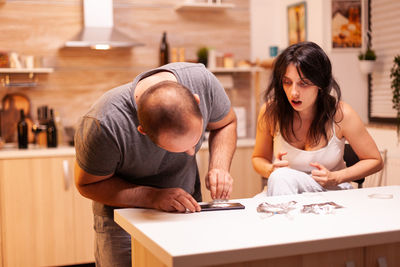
[208,120,237,171]
[77,176,158,208]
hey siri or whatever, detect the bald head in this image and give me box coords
[137,81,202,143]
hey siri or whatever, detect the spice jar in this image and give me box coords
[223,53,234,68]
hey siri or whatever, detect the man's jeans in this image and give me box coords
[94,214,131,267]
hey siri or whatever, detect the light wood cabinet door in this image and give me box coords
[197,146,262,202]
[301,247,364,267]
[365,242,400,267]
[72,158,95,263]
[0,156,94,266]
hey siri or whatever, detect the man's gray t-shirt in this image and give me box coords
[75,62,231,216]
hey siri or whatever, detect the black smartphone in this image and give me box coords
[199,202,245,212]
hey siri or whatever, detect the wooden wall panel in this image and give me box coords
[0,0,250,137]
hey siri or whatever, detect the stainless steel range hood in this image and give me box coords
[64,0,143,50]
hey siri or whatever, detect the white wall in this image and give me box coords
[250,0,280,61]
[250,0,367,122]
[327,0,369,123]
[250,0,400,185]
[366,127,400,186]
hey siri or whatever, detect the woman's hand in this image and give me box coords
[272,152,289,170]
[310,162,340,188]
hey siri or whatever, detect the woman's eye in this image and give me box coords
[282,79,291,85]
[299,81,312,87]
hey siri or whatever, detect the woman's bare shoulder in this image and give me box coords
[336,101,359,122]
[335,101,364,137]
[257,102,275,135]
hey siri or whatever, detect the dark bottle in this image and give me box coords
[46,109,58,148]
[17,109,28,149]
[159,31,169,66]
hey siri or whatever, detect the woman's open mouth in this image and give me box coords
[291,100,302,107]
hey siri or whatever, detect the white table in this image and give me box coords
[114,186,400,267]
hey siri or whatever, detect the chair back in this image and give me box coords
[364,149,387,187]
[343,144,364,188]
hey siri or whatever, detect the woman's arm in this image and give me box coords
[333,101,383,183]
[252,104,279,178]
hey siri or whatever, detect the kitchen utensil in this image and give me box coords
[1,93,33,143]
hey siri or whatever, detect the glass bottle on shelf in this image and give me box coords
[35,105,48,147]
[17,109,28,149]
[46,109,57,148]
[54,110,64,146]
[159,31,169,66]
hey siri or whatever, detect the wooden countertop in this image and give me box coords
[199,138,255,150]
[0,138,255,160]
[0,145,75,159]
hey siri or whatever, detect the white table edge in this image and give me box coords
[172,230,400,266]
[114,205,400,266]
[114,210,174,266]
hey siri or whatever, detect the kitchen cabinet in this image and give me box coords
[0,152,94,266]
[301,248,363,267]
[365,242,400,267]
[211,67,269,139]
[122,243,364,267]
[197,140,262,202]
[263,242,400,267]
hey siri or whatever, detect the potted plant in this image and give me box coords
[197,47,209,67]
[391,55,400,139]
[358,48,377,74]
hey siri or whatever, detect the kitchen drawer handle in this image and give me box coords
[63,159,71,190]
[377,256,388,267]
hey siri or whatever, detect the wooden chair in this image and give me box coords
[342,144,389,188]
[364,148,387,188]
[343,143,365,188]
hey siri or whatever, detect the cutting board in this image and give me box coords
[1,93,33,143]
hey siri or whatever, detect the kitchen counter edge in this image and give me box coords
[0,139,255,159]
[0,146,76,159]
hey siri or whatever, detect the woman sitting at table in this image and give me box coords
[252,41,383,196]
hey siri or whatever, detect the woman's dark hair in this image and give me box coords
[263,41,342,146]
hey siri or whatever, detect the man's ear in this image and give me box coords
[193,94,200,104]
[137,125,146,135]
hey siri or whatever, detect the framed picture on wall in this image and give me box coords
[287,2,307,45]
[332,0,362,48]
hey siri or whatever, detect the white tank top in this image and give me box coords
[273,124,346,174]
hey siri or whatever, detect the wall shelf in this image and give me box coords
[175,2,235,11]
[0,68,53,87]
[0,68,54,74]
